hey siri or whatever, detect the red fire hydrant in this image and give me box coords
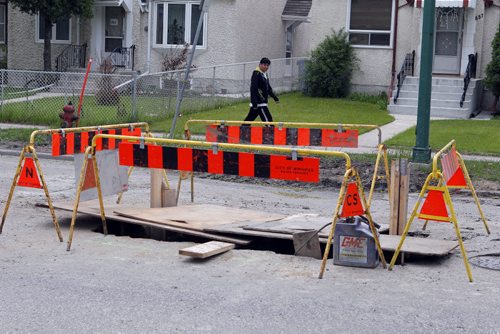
[59,102,79,128]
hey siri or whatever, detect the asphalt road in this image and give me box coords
[1,152,499,333]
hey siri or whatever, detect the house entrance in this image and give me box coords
[105,7,125,52]
[433,7,463,74]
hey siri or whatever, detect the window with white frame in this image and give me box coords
[348,0,394,47]
[154,1,206,48]
[0,4,6,44]
[37,13,71,43]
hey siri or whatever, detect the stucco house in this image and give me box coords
[5,0,500,115]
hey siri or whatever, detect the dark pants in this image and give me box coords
[243,106,273,123]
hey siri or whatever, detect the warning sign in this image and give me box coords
[442,147,467,187]
[17,157,42,188]
[419,189,450,222]
[339,236,368,264]
[269,156,320,183]
[74,150,128,201]
[82,161,97,191]
[340,182,364,217]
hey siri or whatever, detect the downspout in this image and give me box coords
[147,0,152,72]
[388,0,401,101]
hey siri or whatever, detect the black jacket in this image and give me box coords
[250,67,278,108]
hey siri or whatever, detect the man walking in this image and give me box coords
[243,57,280,123]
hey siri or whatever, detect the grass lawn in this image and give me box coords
[151,92,394,136]
[385,119,500,156]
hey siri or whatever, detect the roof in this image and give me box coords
[282,0,312,19]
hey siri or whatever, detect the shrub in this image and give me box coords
[484,24,500,111]
[304,29,358,98]
[348,92,388,110]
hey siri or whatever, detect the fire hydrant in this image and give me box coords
[59,101,79,128]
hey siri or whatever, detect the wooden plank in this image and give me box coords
[379,235,458,256]
[179,241,235,258]
[208,223,458,256]
[44,201,251,245]
[389,159,400,235]
[113,204,285,231]
[398,159,410,235]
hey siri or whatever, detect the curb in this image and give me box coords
[0,149,73,161]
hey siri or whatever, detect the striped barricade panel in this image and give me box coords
[205,125,358,148]
[51,127,142,156]
[118,142,320,183]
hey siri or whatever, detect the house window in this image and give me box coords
[348,0,394,47]
[37,13,71,43]
[154,2,206,48]
[0,4,5,44]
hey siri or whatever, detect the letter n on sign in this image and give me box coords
[17,157,43,188]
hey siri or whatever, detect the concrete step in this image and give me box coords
[388,104,473,119]
[401,84,469,93]
[393,90,467,100]
[404,76,479,88]
[391,97,471,109]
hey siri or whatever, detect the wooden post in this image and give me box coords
[389,160,400,235]
[389,159,410,235]
[150,169,163,208]
[398,159,410,234]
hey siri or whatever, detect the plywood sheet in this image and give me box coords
[243,214,389,236]
[113,204,285,231]
[179,241,235,258]
[208,222,458,256]
[46,201,251,245]
[379,234,458,256]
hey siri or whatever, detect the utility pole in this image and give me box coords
[412,0,436,163]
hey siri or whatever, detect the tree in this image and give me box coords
[10,0,94,71]
[484,24,500,113]
[303,29,358,98]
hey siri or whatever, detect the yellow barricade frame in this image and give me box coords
[388,140,490,282]
[67,134,386,278]
[183,120,391,209]
[0,122,151,242]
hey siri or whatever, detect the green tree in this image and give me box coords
[304,29,358,98]
[10,0,94,71]
[484,24,500,112]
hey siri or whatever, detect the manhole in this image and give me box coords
[469,253,500,271]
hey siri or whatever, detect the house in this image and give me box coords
[5,0,500,114]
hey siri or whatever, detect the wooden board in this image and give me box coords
[113,204,285,231]
[208,222,458,256]
[44,201,251,245]
[179,241,235,258]
[379,234,458,256]
[243,215,389,236]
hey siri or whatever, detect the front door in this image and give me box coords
[105,7,124,52]
[433,7,463,74]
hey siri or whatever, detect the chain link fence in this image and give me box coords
[0,57,307,128]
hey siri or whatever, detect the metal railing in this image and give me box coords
[108,45,136,71]
[55,43,88,72]
[460,53,477,108]
[393,50,415,104]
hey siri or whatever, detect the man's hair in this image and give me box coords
[260,57,271,65]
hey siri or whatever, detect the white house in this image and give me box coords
[5,0,500,114]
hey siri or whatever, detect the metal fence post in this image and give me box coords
[212,66,216,97]
[1,70,4,111]
[242,63,246,97]
[132,71,137,121]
